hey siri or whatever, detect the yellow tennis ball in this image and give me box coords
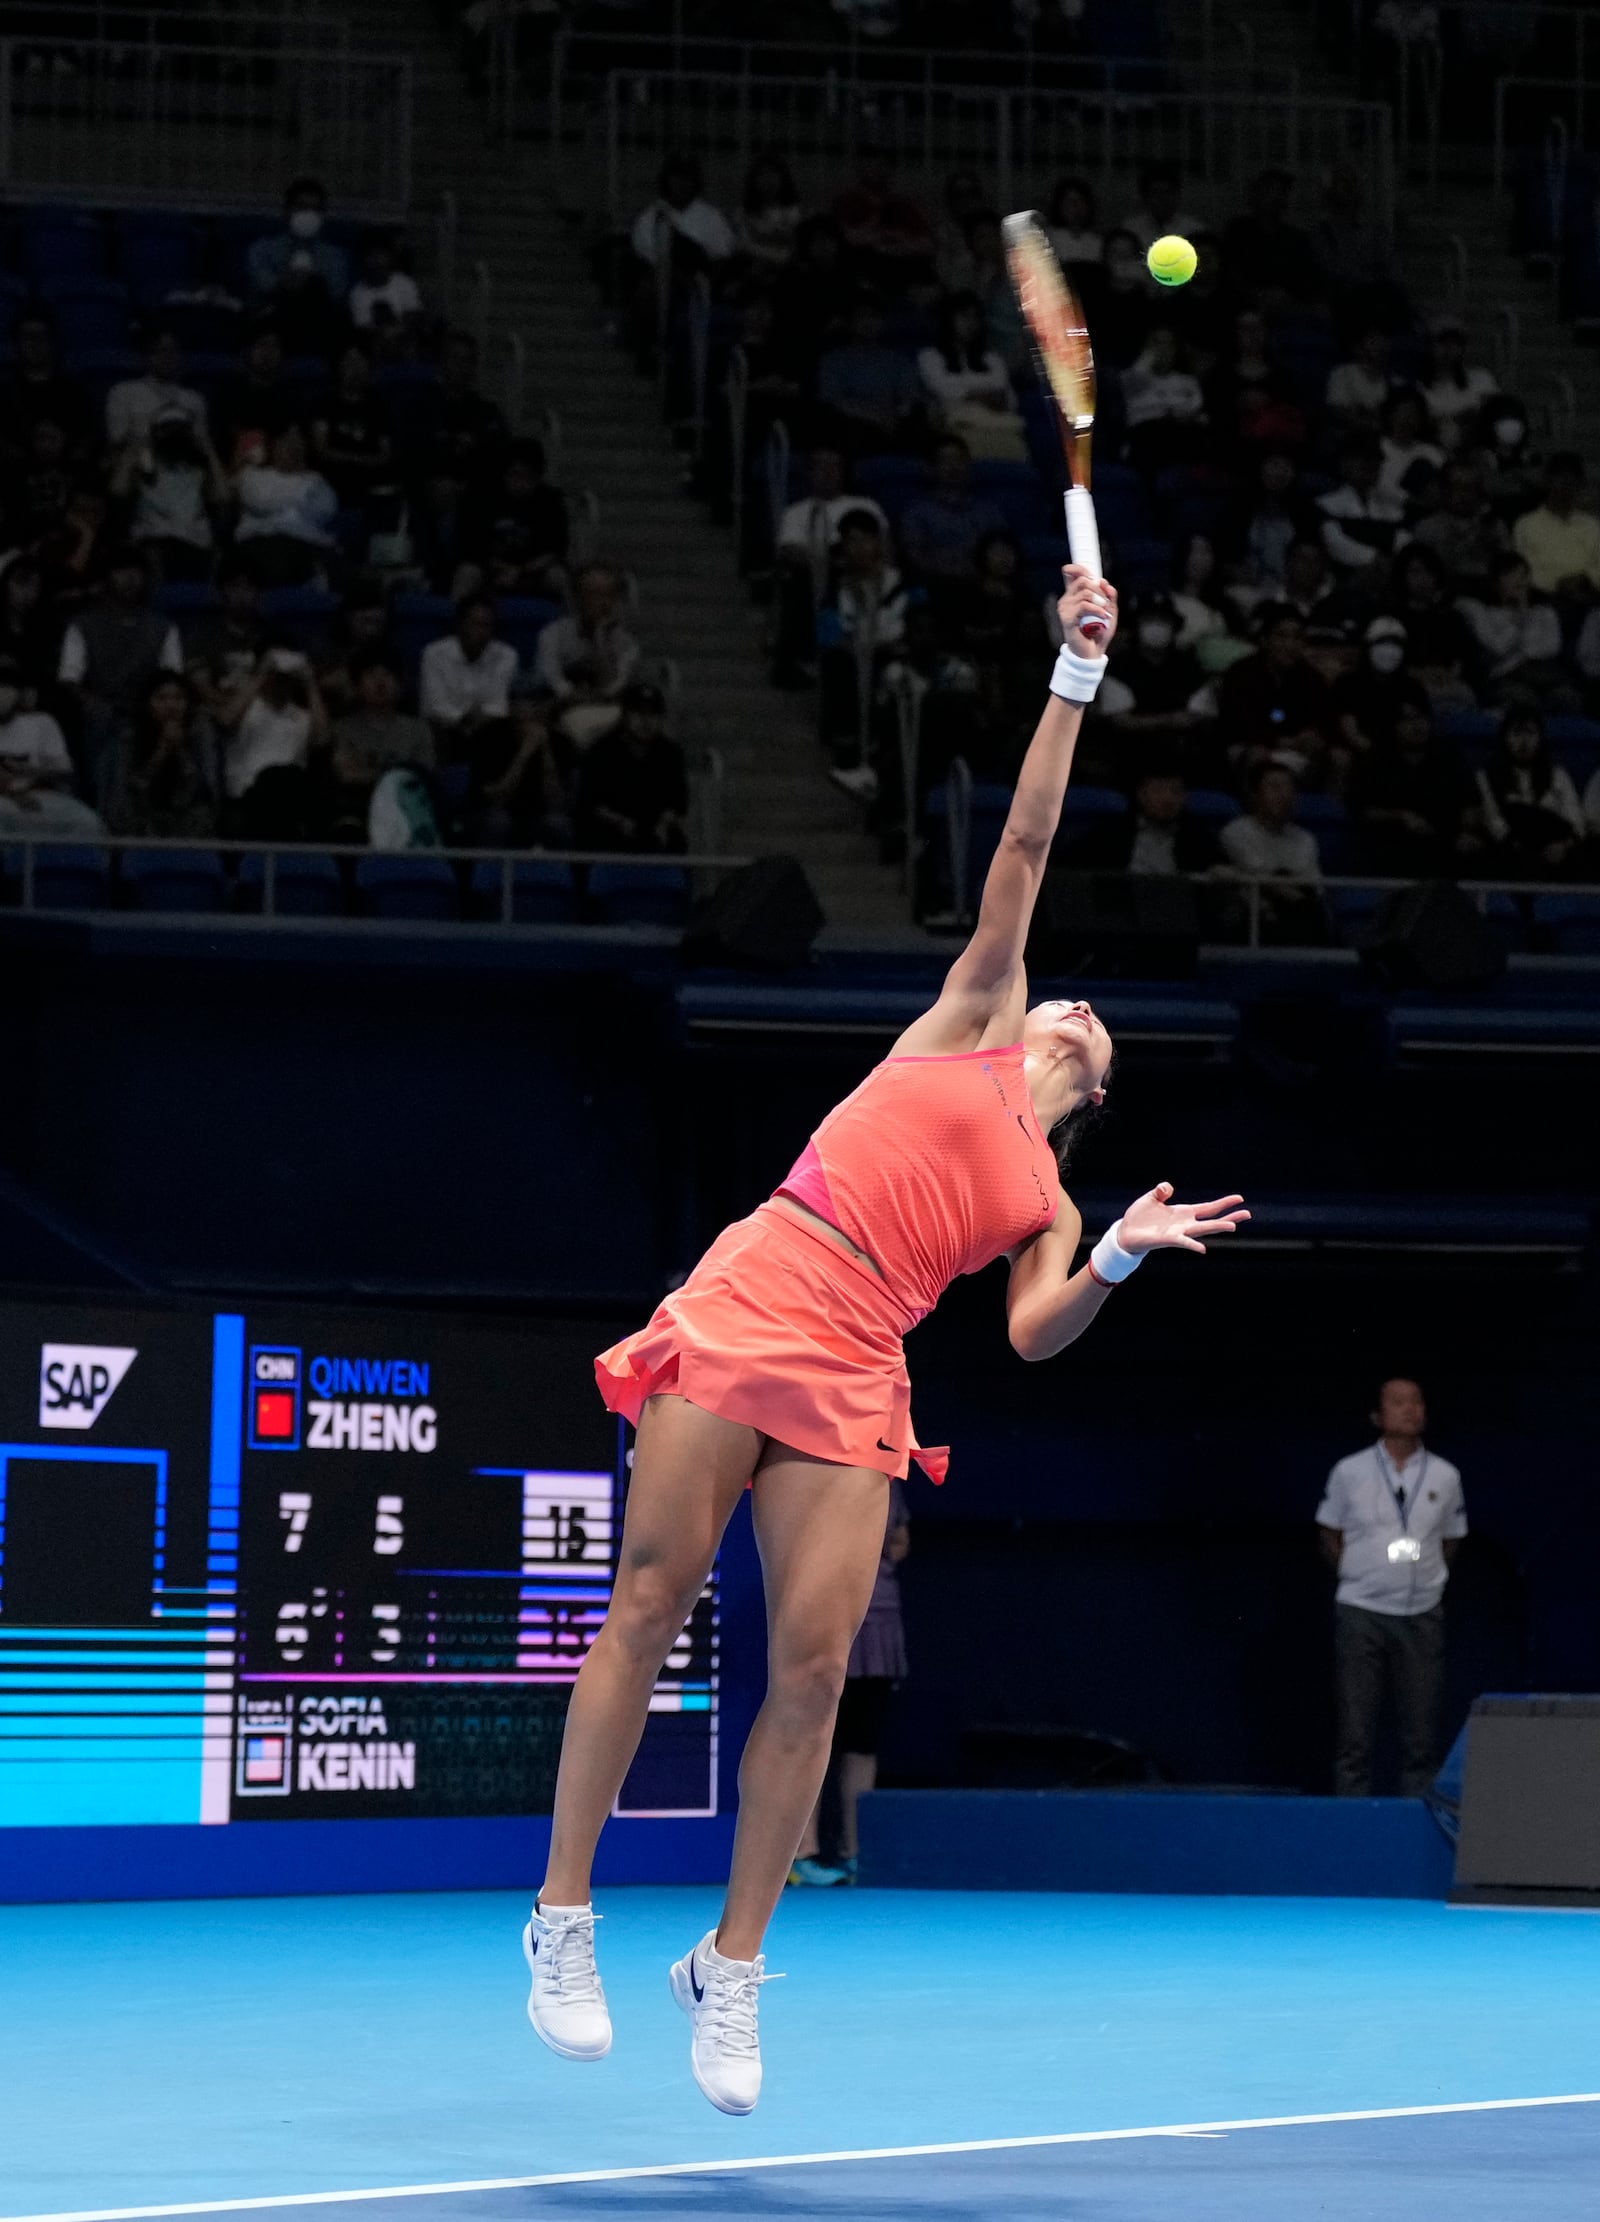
[1147,234,1198,287]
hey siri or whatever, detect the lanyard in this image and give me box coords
[1374,1444,1427,1532]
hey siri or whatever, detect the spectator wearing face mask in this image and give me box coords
[247,176,350,303]
[1462,553,1572,709]
[1105,595,1209,749]
[0,653,103,836]
[1332,616,1427,765]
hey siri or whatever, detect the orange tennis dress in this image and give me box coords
[594,1043,1058,1484]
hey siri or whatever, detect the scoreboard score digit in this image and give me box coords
[0,1305,718,1831]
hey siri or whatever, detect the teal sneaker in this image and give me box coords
[787,1856,848,1888]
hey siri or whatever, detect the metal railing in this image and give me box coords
[0,833,748,924]
[500,11,1300,153]
[0,35,413,213]
[601,71,1395,241]
[1492,74,1600,201]
[6,4,352,50]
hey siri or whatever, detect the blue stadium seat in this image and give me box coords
[1481,889,1526,957]
[1534,892,1600,955]
[64,346,140,406]
[237,851,343,917]
[496,596,562,666]
[118,217,202,308]
[586,862,689,927]
[161,299,245,356]
[1060,786,1128,822]
[390,592,457,673]
[121,847,227,913]
[1329,884,1384,945]
[1117,538,1174,594]
[853,455,931,524]
[1433,708,1499,748]
[14,845,112,910]
[1185,788,1240,821]
[26,213,107,283]
[0,274,26,342]
[259,586,341,650]
[471,857,578,924]
[355,853,461,921]
[43,278,131,352]
[1296,792,1355,872]
[154,582,221,622]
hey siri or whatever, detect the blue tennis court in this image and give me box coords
[3,1887,1596,2221]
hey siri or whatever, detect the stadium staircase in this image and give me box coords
[339,0,908,937]
[1176,0,1600,459]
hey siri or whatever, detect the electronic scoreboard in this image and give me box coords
[0,1302,717,1830]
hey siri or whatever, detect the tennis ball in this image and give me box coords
[1147,234,1198,287]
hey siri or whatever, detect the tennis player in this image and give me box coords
[524,564,1247,2113]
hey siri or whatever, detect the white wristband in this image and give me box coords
[1088,1218,1143,1287]
[1049,642,1106,704]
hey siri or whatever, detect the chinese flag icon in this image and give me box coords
[255,1391,296,1440]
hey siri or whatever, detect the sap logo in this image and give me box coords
[39,1344,138,1430]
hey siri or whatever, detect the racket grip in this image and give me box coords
[1063,485,1108,640]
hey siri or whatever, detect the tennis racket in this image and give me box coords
[1002,209,1107,639]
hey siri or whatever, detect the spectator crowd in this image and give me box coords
[625,143,1600,928]
[0,179,689,863]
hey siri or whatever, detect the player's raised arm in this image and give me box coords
[890,565,1116,1058]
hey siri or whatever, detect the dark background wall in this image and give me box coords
[3,927,1597,1792]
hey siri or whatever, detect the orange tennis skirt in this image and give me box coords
[595,1199,949,1484]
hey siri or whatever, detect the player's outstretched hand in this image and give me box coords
[1058,565,1117,656]
[1117,1183,1249,1257]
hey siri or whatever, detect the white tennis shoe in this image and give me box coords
[668,1929,783,2114]
[523,1903,612,2060]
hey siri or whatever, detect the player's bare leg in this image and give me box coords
[527,1394,757,2060]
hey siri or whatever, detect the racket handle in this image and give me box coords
[1063,485,1108,640]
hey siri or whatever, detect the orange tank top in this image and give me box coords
[775,1044,1058,1327]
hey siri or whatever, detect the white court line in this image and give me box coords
[6,2091,1599,2222]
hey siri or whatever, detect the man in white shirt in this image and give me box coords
[629,157,736,270]
[419,594,519,744]
[1317,1378,1467,1797]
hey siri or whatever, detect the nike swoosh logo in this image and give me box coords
[690,1949,704,2004]
[877,1438,898,1454]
